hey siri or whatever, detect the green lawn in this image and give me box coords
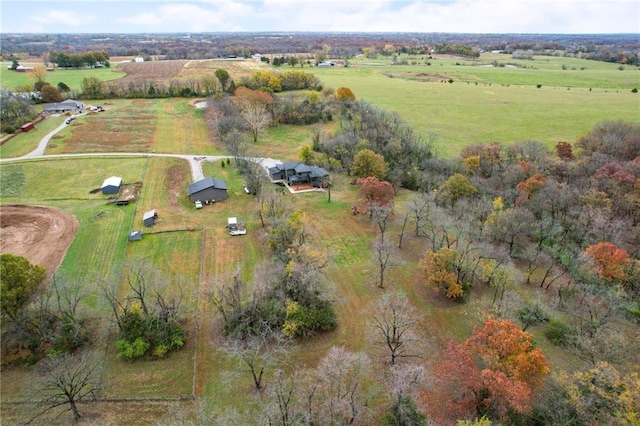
[0,61,125,92]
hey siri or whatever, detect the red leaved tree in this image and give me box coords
[357,176,394,218]
[431,319,549,422]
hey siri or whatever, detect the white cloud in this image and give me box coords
[32,10,93,28]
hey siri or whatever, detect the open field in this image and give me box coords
[1,53,639,424]
[309,54,640,157]
[0,61,125,92]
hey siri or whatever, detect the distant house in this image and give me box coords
[268,162,330,187]
[15,65,34,72]
[43,99,84,114]
[101,176,123,195]
[317,61,337,67]
[143,209,158,227]
[134,57,144,63]
[188,177,228,204]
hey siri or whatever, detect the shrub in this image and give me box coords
[544,319,572,346]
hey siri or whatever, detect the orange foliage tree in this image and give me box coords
[357,176,394,217]
[432,319,550,422]
[336,86,356,102]
[515,172,546,205]
[583,242,631,282]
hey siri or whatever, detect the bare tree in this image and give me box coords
[370,292,422,365]
[241,102,271,143]
[373,235,395,289]
[223,332,288,391]
[33,351,101,422]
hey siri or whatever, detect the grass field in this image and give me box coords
[309,54,640,157]
[1,53,639,424]
[0,61,125,92]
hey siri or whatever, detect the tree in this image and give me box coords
[33,351,101,422]
[373,235,395,289]
[370,292,421,365]
[583,242,631,282]
[234,87,272,142]
[419,247,466,299]
[439,173,477,207]
[336,86,356,102]
[224,333,288,391]
[357,176,395,218]
[81,76,103,98]
[351,148,389,180]
[555,141,574,160]
[215,69,232,92]
[40,83,62,103]
[29,65,48,91]
[435,319,550,422]
[57,81,70,92]
[1,254,46,320]
[0,89,36,132]
[562,362,640,425]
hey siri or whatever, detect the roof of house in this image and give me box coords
[188,177,228,195]
[43,99,82,110]
[309,166,330,178]
[143,210,156,220]
[101,176,123,188]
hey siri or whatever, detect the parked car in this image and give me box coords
[194,200,203,209]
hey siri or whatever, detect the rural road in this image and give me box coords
[0,118,282,182]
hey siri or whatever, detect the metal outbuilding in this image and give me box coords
[143,209,158,227]
[101,176,123,195]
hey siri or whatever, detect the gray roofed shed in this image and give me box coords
[188,177,229,203]
[143,209,158,227]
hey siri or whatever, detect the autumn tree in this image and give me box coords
[419,247,466,300]
[357,176,395,218]
[435,319,550,422]
[33,351,101,422]
[40,83,62,103]
[234,87,273,142]
[336,86,356,102]
[29,64,48,91]
[562,361,640,425]
[351,148,389,180]
[583,242,631,282]
[215,69,232,92]
[555,141,574,160]
[439,173,477,207]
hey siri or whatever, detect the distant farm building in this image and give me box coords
[20,122,35,132]
[143,209,158,227]
[134,57,144,63]
[15,65,34,72]
[101,176,123,195]
[188,177,228,204]
[43,99,84,114]
[317,61,337,67]
[268,162,330,187]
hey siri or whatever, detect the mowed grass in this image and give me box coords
[310,54,640,157]
[0,61,125,92]
[0,115,67,158]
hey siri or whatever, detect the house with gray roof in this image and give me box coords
[43,99,84,114]
[268,162,330,187]
[188,177,228,203]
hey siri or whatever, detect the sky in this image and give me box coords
[1,0,639,34]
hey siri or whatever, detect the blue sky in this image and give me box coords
[1,0,638,34]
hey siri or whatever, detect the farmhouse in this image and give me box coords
[43,99,84,114]
[188,177,228,204]
[101,176,123,195]
[268,162,330,187]
[143,209,158,227]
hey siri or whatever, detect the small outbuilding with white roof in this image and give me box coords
[101,176,123,195]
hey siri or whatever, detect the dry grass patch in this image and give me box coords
[115,60,189,84]
[179,59,270,81]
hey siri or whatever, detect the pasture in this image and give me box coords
[0,61,125,92]
[309,53,640,156]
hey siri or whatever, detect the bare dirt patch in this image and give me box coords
[115,60,189,84]
[166,164,186,212]
[0,205,78,275]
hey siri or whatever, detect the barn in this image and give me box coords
[20,122,35,132]
[143,209,158,227]
[101,176,123,195]
[188,177,228,204]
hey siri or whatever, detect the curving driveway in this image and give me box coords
[0,117,281,183]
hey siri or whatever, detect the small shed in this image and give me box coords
[143,209,158,227]
[188,177,229,204]
[128,230,142,241]
[20,122,34,132]
[101,176,123,195]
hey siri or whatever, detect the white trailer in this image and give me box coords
[227,217,247,236]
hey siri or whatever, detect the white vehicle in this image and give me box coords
[227,217,247,236]
[194,200,203,209]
